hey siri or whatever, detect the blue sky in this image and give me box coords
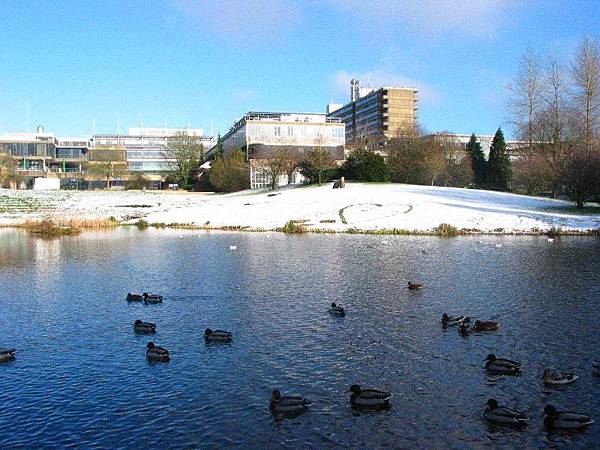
[0,0,598,139]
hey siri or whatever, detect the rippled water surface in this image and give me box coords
[1,229,600,449]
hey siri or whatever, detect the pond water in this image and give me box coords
[1,229,599,449]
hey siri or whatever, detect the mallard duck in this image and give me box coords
[0,348,15,363]
[126,293,143,302]
[472,320,499,332]
[458,321,471,336]
[407,282,423,290]
[543,405,593,430]
[143,293,163,304]
[483,398,527,425]
[347,384,391,410]
[484,354,520,375]
[146,342,169,362]
[204,328,232,343]
[269,389,310,413]
[542,369,578,385]
[134,320,156,334]
[441,313,465,327]
[329,302,345,316]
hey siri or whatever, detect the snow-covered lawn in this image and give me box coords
[1,183,599,233]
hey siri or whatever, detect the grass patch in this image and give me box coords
[18,217,117,238]
[278,220,306,234]
[433,223,461,237]
[135,219,149,230]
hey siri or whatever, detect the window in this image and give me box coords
[287,126,293,137]
[274,126,281,137]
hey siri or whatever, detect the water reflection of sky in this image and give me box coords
[0,230,599,448]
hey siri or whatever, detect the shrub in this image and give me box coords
[433,223,460,237]
[135,219,149,230]
[209,150,250,192]
[342,149,390,182]
[279,220,306,233]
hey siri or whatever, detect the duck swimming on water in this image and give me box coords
[542,369,578,385]
[126,293,143,302]
[543,405,593,430]
[484,354,521,375]
[471,320,499,332]
[407,282,423,290]
[483,398,527,425]
[269,389,310,414]
[347,384,391,410]
[146,342,169,362]
[0,348,15,363]
[329,302,345,316]
[134,320,156,334]
[143,293,163,304]
[204,328,232,343]
[441,313,465,327]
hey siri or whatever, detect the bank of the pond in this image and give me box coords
[1,183,600,235]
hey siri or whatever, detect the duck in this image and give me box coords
[458,321,471,336]
[542,369,578,385]
[483,398,527,425]
[347,384,391,410]
[329,302,346,316]
[484,354,521,375]
[269,389,310,413]
[134,320,156,334]
[407,282,423,290]
[0,348,15,363]
[472,320,499,332]
[204,328,232,343]
[126,293,143,302]
[543,405,593,430]
[143,293,163,304]
[146,342,169,362]
[441,313,466,327]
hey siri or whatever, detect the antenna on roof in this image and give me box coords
[92,116,96,135]
[211,120,214,137]
[26,102,30,133]
[117,119,120,135]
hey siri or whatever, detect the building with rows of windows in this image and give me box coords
[214,111,345,189]
[328,80,418,144]
[0,126,213,189]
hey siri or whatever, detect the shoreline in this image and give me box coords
[2,183,600,236]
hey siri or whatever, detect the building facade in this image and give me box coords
[433,133,530,159]
[328,80,418,144]
[0,126,214,189]
[216,111,345,189]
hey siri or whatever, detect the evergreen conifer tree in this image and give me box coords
[487,128,512,190]
[213,133,223,160]
[466,133,486,185]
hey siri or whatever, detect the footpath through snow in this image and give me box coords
[1,183,599,233]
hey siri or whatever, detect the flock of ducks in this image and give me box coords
[440,313,597,431]
[2,281,598,432]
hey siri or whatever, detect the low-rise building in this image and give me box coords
[432,133,531,159]
[215,111,345,189]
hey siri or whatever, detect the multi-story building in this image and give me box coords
[1,126,214,189]
[328,79,418,144]
[90,127,214,188]
[215,111,345,189]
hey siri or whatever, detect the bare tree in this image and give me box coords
[255,147,301,190]
[508,47,544,151]
[164,132,204,188]
[0,151,18,188]
[571,36,600,151]
[86,146,127,189]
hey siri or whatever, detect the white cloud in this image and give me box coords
[332,69,442,106]
[325,0,512,38]
[172,0,302,44]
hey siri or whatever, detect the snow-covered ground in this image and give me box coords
[1,183,599,233]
